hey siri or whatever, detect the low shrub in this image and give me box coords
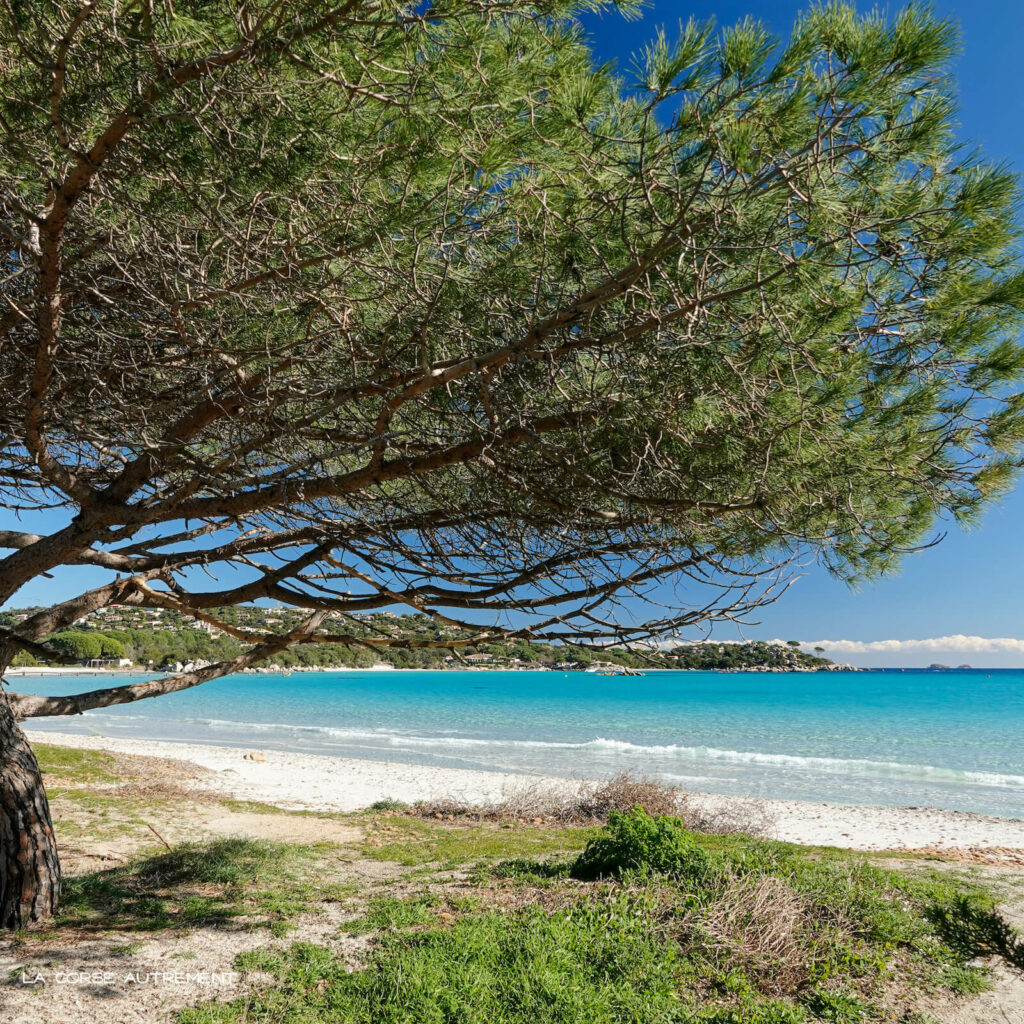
[571,807,714,882]
[368,797,410,812]
[702,873,809,993]
[400,772,772,835]
[574,773,686,818]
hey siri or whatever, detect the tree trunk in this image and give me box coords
[0,692,61,928]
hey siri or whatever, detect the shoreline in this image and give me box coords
[27,731,1024,854]
[6,664,850,676]
[9,666,1020,679]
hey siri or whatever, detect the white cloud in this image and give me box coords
[797,635,1024,655]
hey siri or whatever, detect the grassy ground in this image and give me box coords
[361,811,599,867]
[37,743,121,783]
[4,744,1023,1024]
[179,814,1023,1024]
[58,837,359,938]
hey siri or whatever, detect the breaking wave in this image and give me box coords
[60,712,1024,791]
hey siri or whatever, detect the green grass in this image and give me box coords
[109,941,144,957]
[55,838,345,933]
[219,799,290,816]
[360,814,597,867]
[45,786,188,844]
[184,901,714,1024]
[35,744,120,784]
[179,900,818,1024]
[178,811,1022,1024]
[217,799,358,822]
[343,893,441,935]
[801,988,876,1022]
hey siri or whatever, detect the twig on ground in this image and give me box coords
[144,821,173,851]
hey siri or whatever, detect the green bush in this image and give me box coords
[571,807,713,882]
[368,798,409,812]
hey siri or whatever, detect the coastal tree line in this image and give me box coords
[1,605,833,671]
[2,0,1023,927]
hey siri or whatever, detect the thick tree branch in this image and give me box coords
[7,611,327,720]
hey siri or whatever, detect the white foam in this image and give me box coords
[60,714,1024,791]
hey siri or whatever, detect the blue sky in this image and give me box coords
[579,0,1024,666]
[4,2,1024,667]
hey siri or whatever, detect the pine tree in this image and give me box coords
[2,1,1024,925]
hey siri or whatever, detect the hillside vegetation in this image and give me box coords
[0,606,836,672]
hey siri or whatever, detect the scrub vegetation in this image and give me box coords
[179,808,1022,1024]
[4,745,1021,1024]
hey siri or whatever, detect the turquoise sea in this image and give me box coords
[14,668,1024,818]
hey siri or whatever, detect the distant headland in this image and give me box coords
[0,606,853,673]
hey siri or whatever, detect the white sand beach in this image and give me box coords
[27,731,1024,854]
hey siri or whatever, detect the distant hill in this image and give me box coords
[667,641,842,672]
[0,606,840,672]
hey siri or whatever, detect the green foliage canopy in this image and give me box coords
[2,0,1024,695]
[48,631,103,662]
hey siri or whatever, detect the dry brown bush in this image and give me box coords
[404,772,773,837]
[570,773,685,820]
[699,873,809,994]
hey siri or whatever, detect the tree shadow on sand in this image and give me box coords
[53,837,337,935]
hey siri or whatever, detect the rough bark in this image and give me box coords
[0,613,325,930]
[0,690,61,928]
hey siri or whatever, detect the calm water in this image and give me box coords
[14,668,1024,818]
